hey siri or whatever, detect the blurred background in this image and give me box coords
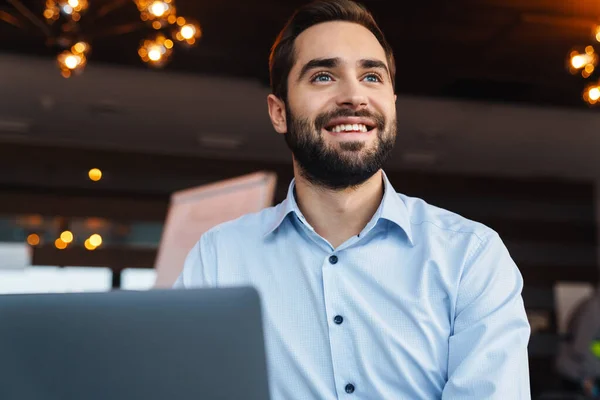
[1,0,600,396]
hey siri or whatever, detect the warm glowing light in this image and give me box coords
[60,230,74,244]
[59,0,88,13]
[174,21,201,45]
[84,239,96,251]
[148,46,162,61]
[181,25,195,39]
[55,238,67,250]
[54,0,87,19]
[89,234,102,247]
[568,48,597,78]
[72,42,88,54]
[57,50,87,78]
[596,26,600,42]
[27,234,40,246]
[136,0,174,28]
[65,55,80,69]
[583,82,600,105]
[88,168,102,181]
[149,1,168,17]
[139,35,172,67]
[44,0,60,21]
[571,54,590,70]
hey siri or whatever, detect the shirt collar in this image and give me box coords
[262,180,300,237]
[377,171,414,245]
[263,171,414,245]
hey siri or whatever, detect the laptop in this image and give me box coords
[0,287,271,400]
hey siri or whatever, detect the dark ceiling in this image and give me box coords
[1,0,600,108]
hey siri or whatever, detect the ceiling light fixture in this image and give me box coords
[567,28,600,105]
[1,0,202,78]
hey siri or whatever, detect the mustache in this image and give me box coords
[314,108,386,132]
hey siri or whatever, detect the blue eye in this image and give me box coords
[312,73,332,82]
[364,74,381,83]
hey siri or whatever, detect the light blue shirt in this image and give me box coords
[174,171,531,399]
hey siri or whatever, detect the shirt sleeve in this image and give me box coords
[442,231,531,399]
[172,231,218,289]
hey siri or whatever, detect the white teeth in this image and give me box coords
[329,123,368,132]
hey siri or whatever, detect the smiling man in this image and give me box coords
[174,0,531,398]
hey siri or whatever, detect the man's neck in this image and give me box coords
[293,166,385,249]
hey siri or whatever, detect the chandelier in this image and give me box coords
[567,26,600,105]
[0,0,201,77]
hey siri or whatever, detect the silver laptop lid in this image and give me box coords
[0,287,270,400]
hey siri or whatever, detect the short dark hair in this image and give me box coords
[269,0,396,102]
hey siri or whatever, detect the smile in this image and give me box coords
[326,123,372,133]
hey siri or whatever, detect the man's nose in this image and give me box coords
[335,81,368,111]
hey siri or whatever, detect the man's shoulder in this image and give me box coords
[398,193,514,282]
[398,192,496,244]
[201,202,282,241]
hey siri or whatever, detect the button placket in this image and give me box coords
[322,252,360,398]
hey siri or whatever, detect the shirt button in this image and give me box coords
[345,383,355,394]
[333,315,344,324]
[329,255,338,264]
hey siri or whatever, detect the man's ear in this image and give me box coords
[267,94,287,134]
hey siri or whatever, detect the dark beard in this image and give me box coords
[284,105,396,190]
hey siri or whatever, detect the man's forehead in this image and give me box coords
[293,21,387,68]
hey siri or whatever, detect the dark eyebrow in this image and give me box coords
[359,59,389,77]
[297,57,341,82]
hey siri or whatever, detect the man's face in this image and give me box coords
[283,21,397,190]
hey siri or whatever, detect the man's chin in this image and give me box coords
[325,139,370,153]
